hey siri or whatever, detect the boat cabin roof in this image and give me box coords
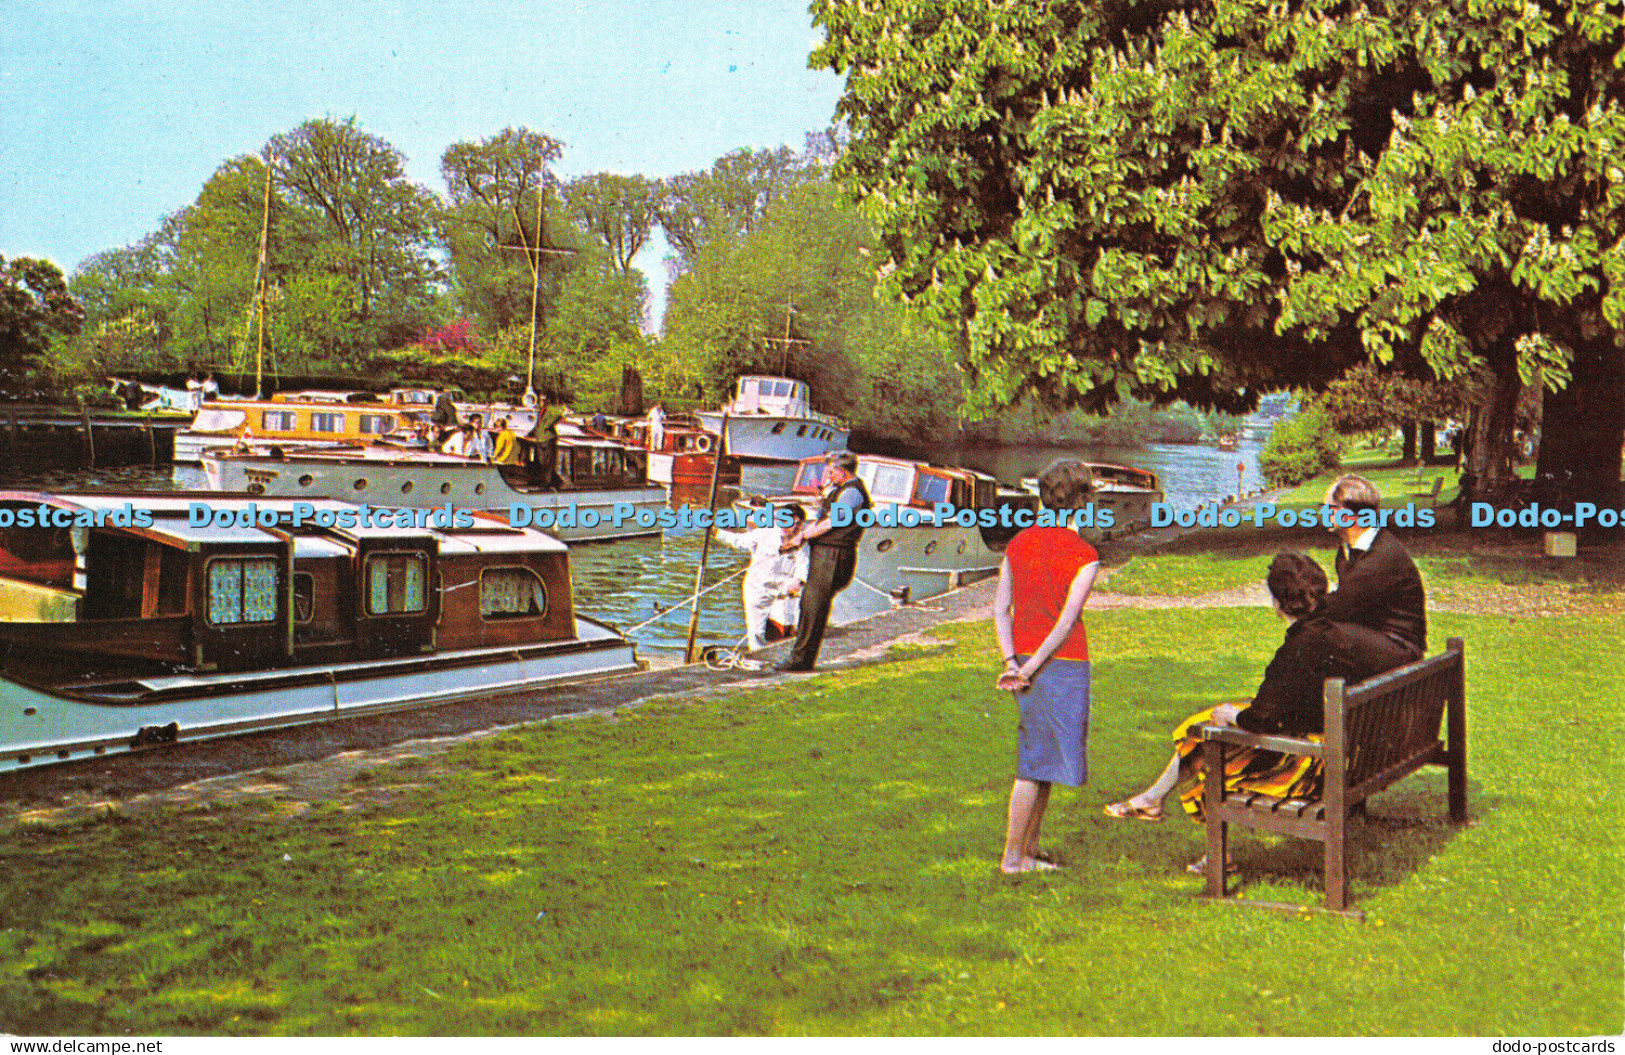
[0,492,568,554]
[790,454,999,509]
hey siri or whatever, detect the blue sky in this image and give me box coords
[0,0,844,318]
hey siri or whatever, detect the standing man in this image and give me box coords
[646,402,666,451]
[431,390,460,445]
[776,451,871,673]
[1320,474,1427,672]
[526,397,566,489]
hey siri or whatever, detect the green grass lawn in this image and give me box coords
[0,609,1619,1036]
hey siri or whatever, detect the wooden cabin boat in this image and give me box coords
[695,376,849,464]
[0,492,639,774]
[199,439,667,543]
[747,455,1037,626]
[176,388,542,464]
[175,390,434,463]
[1019,462,1163,538]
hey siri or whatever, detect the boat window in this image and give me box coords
[262,410,296,431]
[795,425,807,437]
[479,566,548,620]
[292,573,314,623]
[793,462,826,492]
[194,409,247,431]
[869,464,914,501]
[206,557,280,626]
[773,381,793,397]
[365,552,428,616]
[770,423,787,434]
[311,412,345,433]
[359,414,393,435]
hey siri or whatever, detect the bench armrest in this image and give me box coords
[1196,723,1324,759]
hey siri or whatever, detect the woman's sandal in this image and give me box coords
[1102,800,1164,823]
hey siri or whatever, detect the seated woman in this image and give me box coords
[1102,552,1387,873]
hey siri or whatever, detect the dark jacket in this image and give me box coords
[1322,529,1427,656]
[814,476,871,549]
[1236,613,1388,737]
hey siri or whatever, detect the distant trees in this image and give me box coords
[662,180,962,441]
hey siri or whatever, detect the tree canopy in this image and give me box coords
[0,256,84,394]
[813,0,1625,497]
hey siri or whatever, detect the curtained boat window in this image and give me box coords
[365,552,427,615]
[262,410,296,431]
[912,472,951,505]
[479,567,548,620]
[206,557,280,625]
[359,414,394,435]
[310,412,345,433]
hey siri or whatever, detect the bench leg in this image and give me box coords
[1202,738,1229,898]
[1447,653,1468,824]
[1325,814,1349,912]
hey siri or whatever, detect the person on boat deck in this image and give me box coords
[646,403,666,451]
[202,372,219,401]
[465,413,493,462]
[185,373,203,412]
[525,398,567,488]
[715,504,808,651]
[1102,552,1389,876]
[491,416,521,465]
[993,459,1100,874]
[591,409,609,433]
[442,422,478,458]
[775,450,870,673]
[431,390,460,443]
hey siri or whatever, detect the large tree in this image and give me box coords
[657,146,825,270]
[0,256,84,394]
[813,0,1625,503]
[268,117,441,345]
[563,172,664,274]
[440,127,568,334]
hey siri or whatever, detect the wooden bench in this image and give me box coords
[1411,475,1446,504]
[1198,637,1466,918]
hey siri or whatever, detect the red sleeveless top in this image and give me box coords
[1004,527,1098,661]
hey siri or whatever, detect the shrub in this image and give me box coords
[1258,403,1341,488]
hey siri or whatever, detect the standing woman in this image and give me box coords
[993,460,1100,874]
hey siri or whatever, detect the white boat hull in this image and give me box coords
[0,620,638,774]
[831,514,1004,625]
[695,412,849,463]
[201,452,667,542]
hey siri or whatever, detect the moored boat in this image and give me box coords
[1020,462,1163,538]
[0,492,640,773]
[747,454,1037,626]
[199,439,667,542]
[695,376,849,464]
[175,390,434,463]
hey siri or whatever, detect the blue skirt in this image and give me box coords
[1015,656,1091,786]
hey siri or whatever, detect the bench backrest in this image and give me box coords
[1324,638,1464,805]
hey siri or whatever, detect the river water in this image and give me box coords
[0,438,1263,657]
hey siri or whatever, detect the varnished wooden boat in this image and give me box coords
[0,492,639,772]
